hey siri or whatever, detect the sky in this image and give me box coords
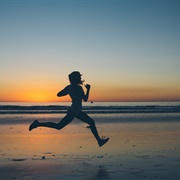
[0,0,180,102]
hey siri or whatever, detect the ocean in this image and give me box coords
[0,102,180,125]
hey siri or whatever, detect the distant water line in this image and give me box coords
[0,102,180,114]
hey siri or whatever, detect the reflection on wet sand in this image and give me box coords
[95,166,110,180]
[0,121,180,179]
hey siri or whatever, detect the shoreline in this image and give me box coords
[1,102,180,115]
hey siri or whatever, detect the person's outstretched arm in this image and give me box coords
[83,84,91,102]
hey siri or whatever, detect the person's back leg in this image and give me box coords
[29,111,74,131]
[76,112,109,147]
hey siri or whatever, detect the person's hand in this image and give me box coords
[84,84,91,90]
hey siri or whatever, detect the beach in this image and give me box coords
[0,102,180,179]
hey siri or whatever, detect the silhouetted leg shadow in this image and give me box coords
[75,111,109,147]
[29,110,109,147]
[29,112,74,131]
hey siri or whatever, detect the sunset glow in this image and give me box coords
[0,1,180,102]
[1,85,180,102]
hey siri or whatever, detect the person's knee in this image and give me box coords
[57,123,62,130]
[89,119,95,127]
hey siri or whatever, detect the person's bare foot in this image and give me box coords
[98,137,109,147]
[29,120,39,131]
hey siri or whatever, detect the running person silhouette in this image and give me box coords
[29,71,109,147]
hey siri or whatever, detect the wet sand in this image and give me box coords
[0,117,180,179]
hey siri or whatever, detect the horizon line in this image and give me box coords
[0,100,180,103]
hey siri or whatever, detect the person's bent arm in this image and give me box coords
[83,84,90,102]
[57,87,68,97]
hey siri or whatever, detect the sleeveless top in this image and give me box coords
[62,85,85,113]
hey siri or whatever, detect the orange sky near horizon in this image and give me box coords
[1,83,180,102]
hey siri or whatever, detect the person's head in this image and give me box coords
[68,71,84,85]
